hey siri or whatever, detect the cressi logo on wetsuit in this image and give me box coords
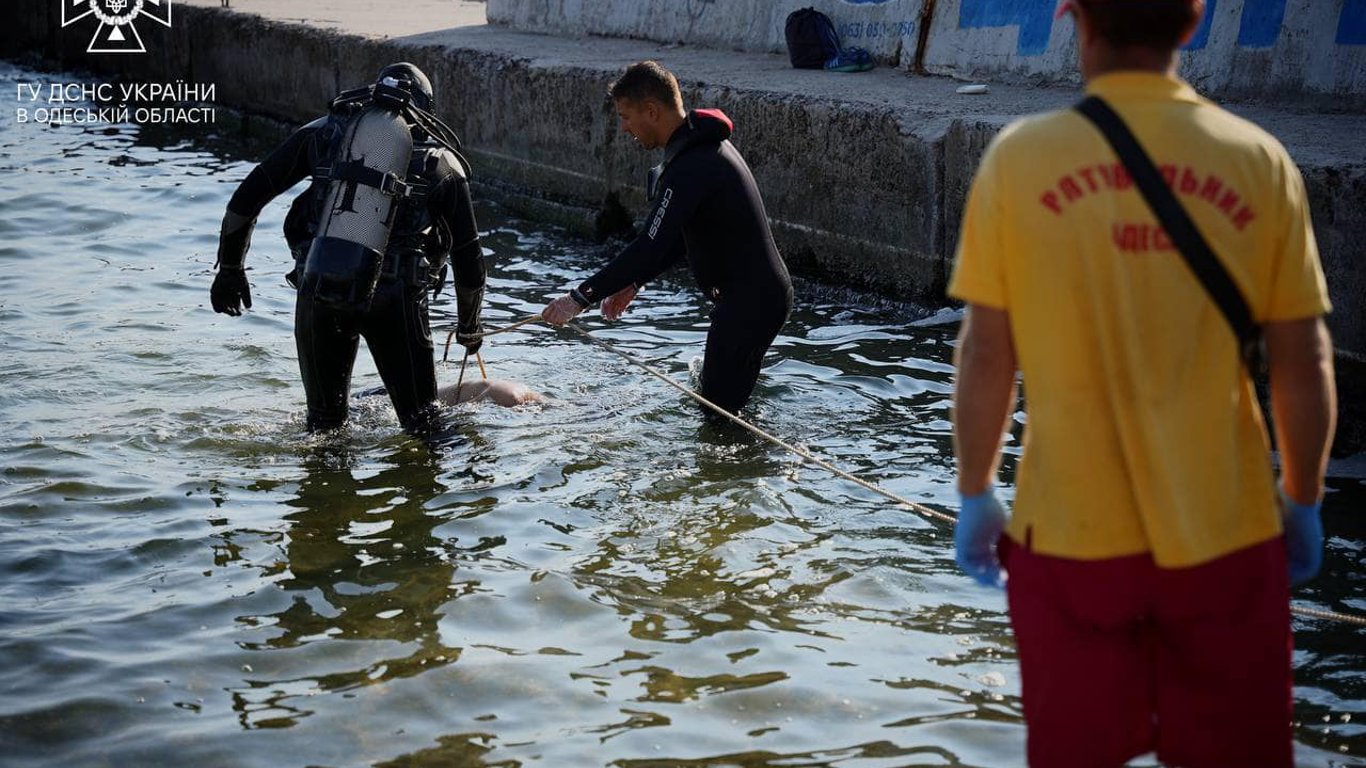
[643,109,732,243]
[647,188,672,239]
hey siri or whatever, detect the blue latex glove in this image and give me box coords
[1281,489,1324,587]
[955,490,1008,588]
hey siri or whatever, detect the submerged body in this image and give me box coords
[438,379,545,407]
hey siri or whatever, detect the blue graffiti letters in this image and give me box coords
[1340,0,1366,45]
[958,0,1054,56]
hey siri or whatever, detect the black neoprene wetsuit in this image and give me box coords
[216,112,485,432]
[576,109,793,413]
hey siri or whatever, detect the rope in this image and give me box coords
[1290,606,1366,626]
[563,323,1366,628]
[564,323,955,525]
[441,314,543,363]
[435,313,1366,627]
[455,350,470,391]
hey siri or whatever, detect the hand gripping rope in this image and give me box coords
[440,314,1366,628]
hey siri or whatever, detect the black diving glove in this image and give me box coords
[211,267,252,316]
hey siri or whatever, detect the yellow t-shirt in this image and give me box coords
[948,72,1331,567]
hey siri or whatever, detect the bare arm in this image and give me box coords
[953,304,1019,495]
[1265,316,1336,504]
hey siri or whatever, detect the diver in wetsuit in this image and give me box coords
[540,61,793,414]
[209,63,485,433]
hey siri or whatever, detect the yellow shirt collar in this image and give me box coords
[1085,71,1203,105]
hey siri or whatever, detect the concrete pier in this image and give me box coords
[4,0,1364,451]
[488,0,1366,110]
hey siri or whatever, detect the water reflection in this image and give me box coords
[375,732,518,768]
[231,444,475,729]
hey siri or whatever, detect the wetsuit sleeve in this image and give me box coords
[434,169,485,333]
[216,123,318,268]
[574,170,703,304]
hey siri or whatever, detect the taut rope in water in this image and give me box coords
[1290,606,1366,626]
[437,314,1366,627]
[563,323,954,525]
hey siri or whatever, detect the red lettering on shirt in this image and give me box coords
[1113,164,1132,190]
[1199,175,1223,204]
[1112,221,1175,253]
[1153,225,1172,251]
[1178,167,1199,195]
[1061,176,1084,202]
[1078,167,1100,193]
[1039,163,1254,232]
[1112,223,1136,250]
[1217,189,1241,216]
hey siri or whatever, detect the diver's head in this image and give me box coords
[376,62,434,111]
[608,61,686,150]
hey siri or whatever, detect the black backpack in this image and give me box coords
[785,8,841,69]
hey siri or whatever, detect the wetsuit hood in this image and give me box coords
[376,62,434,112]
[665,108,733,155]
[648,109,734,200]
[684,108,733,143]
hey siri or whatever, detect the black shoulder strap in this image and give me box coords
[1074,95,1262,371]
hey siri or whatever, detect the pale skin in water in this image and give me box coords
[437,379,545,408]
[540,96,688,326]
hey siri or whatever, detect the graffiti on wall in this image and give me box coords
[1340,0,1366,44]
[838,19,919,40]
[957,0,1366,55]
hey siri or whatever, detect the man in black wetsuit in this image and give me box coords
[209,63,485,433]
[541,61,793,413]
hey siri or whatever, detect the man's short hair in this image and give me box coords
[1082,0,1202,51]
[608,61,683,110]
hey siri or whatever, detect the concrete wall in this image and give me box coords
[489,0,1366,109]
[923,0,1366,108]
[486,0,930,67]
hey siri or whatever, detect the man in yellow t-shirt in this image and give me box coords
[948,1,1336,766]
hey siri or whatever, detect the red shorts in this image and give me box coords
[1001,535,1293,768]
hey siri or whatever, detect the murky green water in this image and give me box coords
[1,61,1362,767]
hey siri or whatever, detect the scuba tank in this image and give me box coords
[301,83,418,313]
[301,67,471,313]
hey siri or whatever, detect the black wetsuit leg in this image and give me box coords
[700,288,792,413]
[295,285,361,431]
[359,278,438,431]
